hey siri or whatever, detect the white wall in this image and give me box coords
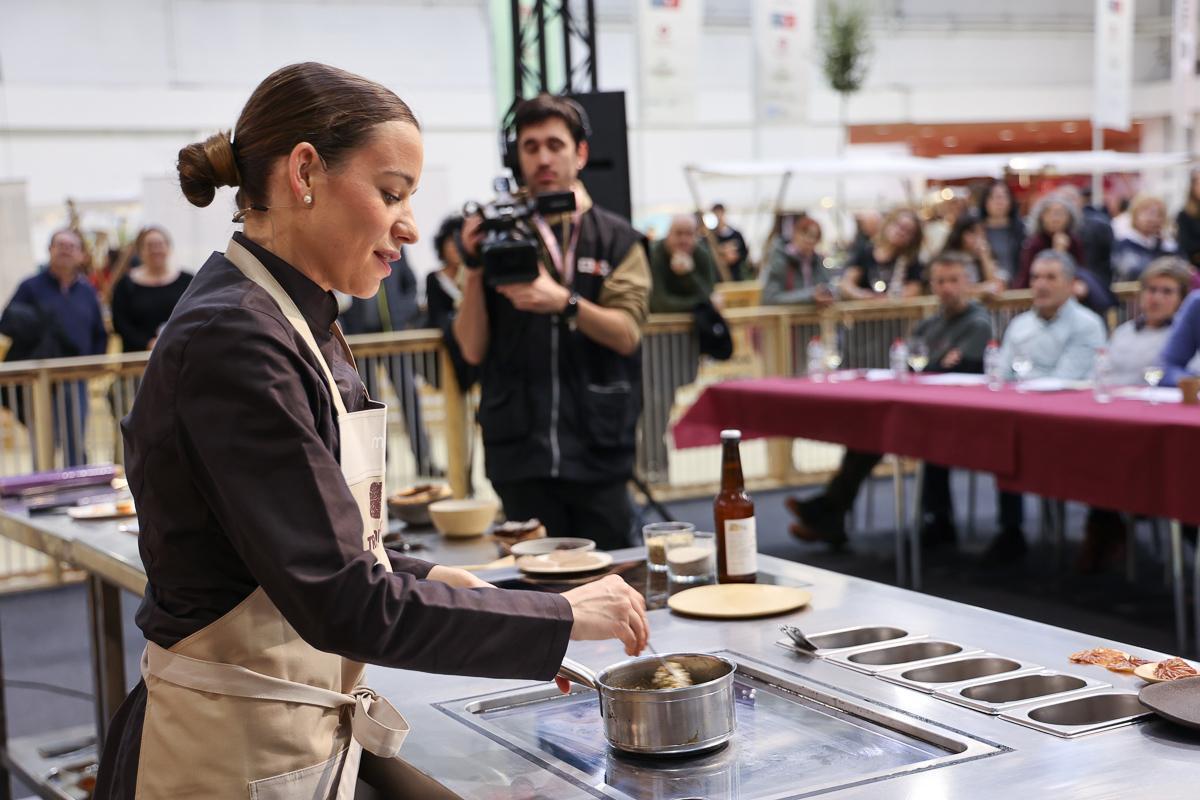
[1,0,1195,291]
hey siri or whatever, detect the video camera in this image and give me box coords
[462,172,576,287]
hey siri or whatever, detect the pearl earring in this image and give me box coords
[303,194,313,205]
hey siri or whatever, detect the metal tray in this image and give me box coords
[878,654,1042,694]
[826,639,982,675]
[999,689,1153,738]
[936,670,1109,715]
[775,625,927,658]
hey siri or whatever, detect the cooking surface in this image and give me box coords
[441,654,998,800]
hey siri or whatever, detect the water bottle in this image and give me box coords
[889,338,909,382]
[1093,346,1113,404]
[984,340,1003,391]
[806,337,826,381]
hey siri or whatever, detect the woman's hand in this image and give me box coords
[1052,232,1072,252]
[425,564,494,590]
[562,574,648,657]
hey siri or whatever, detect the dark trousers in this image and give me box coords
[826,450,953,520]
[998,491,1024,532]
[493,477,634,552]
[1,379,88,466]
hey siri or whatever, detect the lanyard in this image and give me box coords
[533,211,584,285]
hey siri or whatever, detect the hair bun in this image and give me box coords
[177,130,240,208]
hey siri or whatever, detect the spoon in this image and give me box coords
[647,642,692,687]
[781,624,819,653]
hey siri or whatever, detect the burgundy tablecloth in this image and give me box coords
[673,377,1200,525]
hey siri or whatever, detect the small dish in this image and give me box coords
[517,550,613,575]
[1134,659,1200,684]
[68,500,136,521]
[509,537,596,558]
[429,498,499,538]
[388,483,452,526]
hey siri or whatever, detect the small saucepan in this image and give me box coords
[557,653,737,756]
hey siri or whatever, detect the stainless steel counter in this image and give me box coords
[372,552,1200,799]
[2,505,1198,798]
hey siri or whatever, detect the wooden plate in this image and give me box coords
[668,584,811,620]
[68,502,136,521]
[1135,660,1200,684]
[517,551,613,575]
[1140,675,1200,730]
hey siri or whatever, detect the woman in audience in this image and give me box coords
[1014,192,1084,288]
[761,215,835,306]
[425,214,476,390]
[110,226,193,352]
[979,179,1025,282]
[1112,194,1176,282]
[1175,169,1200,271]
[1080,257,1191,572]
[839,208,924,299]
[941,213,1005,293]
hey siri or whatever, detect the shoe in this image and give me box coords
[918,515,957,551]
[1076,511,1127,575]
[981,528,1027,564]
[785,494,847,549]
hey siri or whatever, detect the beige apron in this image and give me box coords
[134,239,409,799]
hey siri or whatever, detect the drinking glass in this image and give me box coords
[666,530,716,586]
[643,521,694,572]
[824,340,843,380]
[1144,364,1165,404]
[907,339,930,374]
[1011,347,1033,391]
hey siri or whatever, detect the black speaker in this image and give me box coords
[569,91,632,222]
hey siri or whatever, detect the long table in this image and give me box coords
[673,375,1200,654]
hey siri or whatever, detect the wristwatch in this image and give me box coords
[563,291,581,319]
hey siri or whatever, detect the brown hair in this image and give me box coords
[177,62,419,210]
[513,93,589,144]
[793,215,822,242]
[874,208,923,265]
[1140,256,1192,297]
[1185,168,1200,218]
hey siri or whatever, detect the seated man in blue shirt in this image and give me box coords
[988,249,1107,562]
[1,228,107,465]
[1160,286,1200,386]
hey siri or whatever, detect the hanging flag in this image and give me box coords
[1174,0,1197,130]
[636,0,702,124]
[1093,0,1135,132]
[754,0,814,124]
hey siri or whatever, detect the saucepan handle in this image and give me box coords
[556,657,598,690]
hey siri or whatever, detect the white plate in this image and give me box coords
[68,501,136,521]
[516,551,613,575]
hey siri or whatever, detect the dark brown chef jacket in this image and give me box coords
[95,233,573,798]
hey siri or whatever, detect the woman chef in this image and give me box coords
[95,62,649,799]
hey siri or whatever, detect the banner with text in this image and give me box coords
[636,0,702,125]
[1093,0,1135,132]
[753,0,813,124]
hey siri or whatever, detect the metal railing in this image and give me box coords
[0,284,1143,586]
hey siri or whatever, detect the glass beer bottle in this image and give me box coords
[714,429,757,583]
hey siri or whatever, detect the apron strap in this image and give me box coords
[143,643,409,758]
[225,238,349,418]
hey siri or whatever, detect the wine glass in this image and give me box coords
[824,341,843,381]
[907,339,930,375]
[1011,347,1033,391]
[1144,364,1165,404]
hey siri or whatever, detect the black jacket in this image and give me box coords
[478,204,646,483]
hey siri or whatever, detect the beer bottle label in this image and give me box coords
[723,517,758,576]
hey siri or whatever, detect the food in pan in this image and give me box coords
[1069,647,1153,673]
[650,661,694,689]
[1153,657,1199,681]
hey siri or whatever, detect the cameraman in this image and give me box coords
[455,94,650,551]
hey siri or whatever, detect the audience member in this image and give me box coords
[649,214,718,313]
[1058,184,1115,285]
[921,191,968,261]
[941,213,1004,293]
[110,226,193,352]
[761,216,834,306]
[1175,169,1200,272]
[1112,194,1176,282]
[989,250,1107,561]
[979,180,1025,282]
[1079,257,1191,572]
[851,209,883,253]
[787,252,992,549]
[1014,193,1085,289]
[0,228,107,465]
[1160,288,1200,387]
[425,214,477,391]
[839,208,924,300]
[710,203,750,281]
[339,250,438,476]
